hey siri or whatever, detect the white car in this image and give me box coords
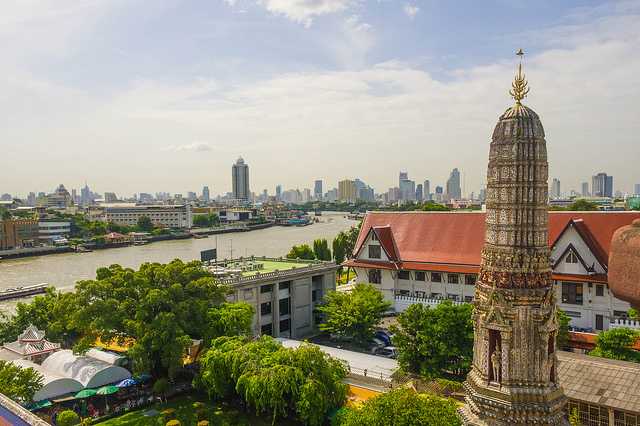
[375,346,398,359]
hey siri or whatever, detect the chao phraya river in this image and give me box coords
[0,212,357,310]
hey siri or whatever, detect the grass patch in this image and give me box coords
[94,394,300,426]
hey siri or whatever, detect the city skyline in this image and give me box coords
[2,1,640,195]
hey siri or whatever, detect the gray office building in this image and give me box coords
[232,157,250,201]
[592,173,613,198]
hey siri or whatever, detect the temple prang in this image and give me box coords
[459,50,568,425]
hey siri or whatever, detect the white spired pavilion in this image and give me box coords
[0,325,60,364]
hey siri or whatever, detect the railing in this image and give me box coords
[0,393,50,425]
[211,256,337,285]
[609,318,640,330]
[394,295,466,313]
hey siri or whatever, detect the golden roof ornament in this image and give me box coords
[509,48,529,104]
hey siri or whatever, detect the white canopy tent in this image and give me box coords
[12,359,83,402]
[41,350,131,389]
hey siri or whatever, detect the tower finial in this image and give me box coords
[509,49,529,104]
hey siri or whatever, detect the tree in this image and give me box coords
[72,260,230,378]
[286,244,315,260]
[57,410,80,426]
[313,239,332,261]
[198,336,347,426]
[589,327,640,363]
[206,302,254,342]
[629,308,639,320]
[332,233,347,266]
[193,215,211,227]
[153,378,170,403]
[0,361,43,404]
[333,388,460,426]
[318,283,391,345]
[390,301,474,379]
[556,309,571,350]
[567,199,598,211]
[421,202,450,212]
[0,208,11,220]
[137,215,154,232]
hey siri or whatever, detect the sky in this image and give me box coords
[1,0,640,198]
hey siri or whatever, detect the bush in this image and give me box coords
[57,410,80,426]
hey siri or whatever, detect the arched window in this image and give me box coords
[565,251,578,264]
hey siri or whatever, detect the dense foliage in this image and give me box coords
[589,327,640,362]
[332,223,361,266]
[57,410,81,426]
[197,335,348,426]
[286,244,316,260]
[550,199,599,211]
[71,260,250,378]
[391,301,474,379]
[192,213,220,228]
[0,360,43,404]
[556,309,571,350]
[313,239,332,261]
[317,283,391,345]
[333,388,461,426]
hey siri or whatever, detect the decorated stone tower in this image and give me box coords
[459,51,567,425]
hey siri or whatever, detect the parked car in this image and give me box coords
[374,330,393,346]
[375,346,398,359]
[369,337,386,354]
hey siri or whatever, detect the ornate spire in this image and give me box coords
[509,49,529,104]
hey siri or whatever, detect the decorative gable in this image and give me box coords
[354,225,399,262]
[550,220,606,275]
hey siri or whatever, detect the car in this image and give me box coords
[369,337,386,354]
[375,346,398,359]
[374,330,393,346]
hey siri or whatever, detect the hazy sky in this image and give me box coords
[2,0,639,198]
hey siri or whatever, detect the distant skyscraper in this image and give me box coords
[27,192,36,206]
[0,193,12,201]
[399,178,416,201]
[104,192,118,203]
[423,180,431,201]
[581,182,589,197]
[202,186,210,202]
[232,157,250,200]
[415,184,423,201]
[550,178,561,199]
[275,185,282,201]
[187,191,197,201]
[592,172,613,198]
[435,186,444,202]
[445,168,461,200]
[399,171,408,188]
[314,180,323,200]
[635,184,640,196]
[338,179,357,203]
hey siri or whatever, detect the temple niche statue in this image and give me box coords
[459,51,568,425]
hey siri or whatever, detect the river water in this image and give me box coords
[0,212,357,311]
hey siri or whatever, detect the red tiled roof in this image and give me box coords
[353,212,640,268]
[344,259,397,270]
[372,225,398,261]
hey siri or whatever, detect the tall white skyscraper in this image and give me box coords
[445,168,461,200]
[232,157,250,200]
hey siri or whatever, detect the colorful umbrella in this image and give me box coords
[28,400,52,411]
[75,389,97,398]
[116,378,137,388]
[96,385,119,395]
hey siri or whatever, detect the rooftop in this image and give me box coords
[206,257,336,284]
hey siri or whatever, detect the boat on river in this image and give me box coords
[0,283,48,301]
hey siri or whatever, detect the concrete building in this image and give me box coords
[232,157,250,201]
[38,221,71,244]
[592,172,613,198]
[202,186,210,203]
[338,180,357,203]
[635,183,640,197]
[415,184,423,201]
[104,192,118,203]
[314,180,323,200]
[399,178,416,201]
[551,178,561,199]
[423,180,431,201]
[345,211,640,333]
[208,257,338,338]
[435,186,444,202]
[581,182,590,197]
[44,184,73,209]
[0,219,39,250]
[99,204,193,228]
[445,168,461,201]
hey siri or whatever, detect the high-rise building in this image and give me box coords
[635,184,640,196]
[80,184,94,206]
[581,182,589,197]
[398,171,408,188]
[423,180,431,201]
[399,178,416,201]
[202,186,210,202]
[550,178,561,199]
[104,192,118,203]
[446,168,462,200]
[325,188,338,202]
[435,186,443,202]
[302,188,311,203]
[232,157,250,201]
[314,180,323,200]
[187,192,197,201]
[461,53,566,424]
[338,180,357,203]
[592,172,613,198]
[275,185,282,201]
[27,192,36,207]
[415,184,423,201]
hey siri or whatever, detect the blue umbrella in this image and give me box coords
[116,378,138,388]
[134,373,152,382]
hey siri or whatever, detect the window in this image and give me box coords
[431,292,441,299]
[595,314,603,331]
[464,296,474,303]
[595,285,604,297]
[564,311,582,318]
[261,323,273,336]
[448,274,459,284]
[415,291,426,298]
[398,270,410,280]
[396,290,410,296]
[561,282,583,305]
[279,281,290,290]
[431,272,442,283]
[368,269,381,284]
[279,298,290,316]
[368,245,382,259]
[243,289,253,300]
[465,275,476,286]
[370,232,378,241]
[415,271,426,281]
[312,290,318,302]
[565,251,578,264]
[279,319,291,333]
[447,294,459,301]
[260,284,273,294]
[260,301,272,315]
